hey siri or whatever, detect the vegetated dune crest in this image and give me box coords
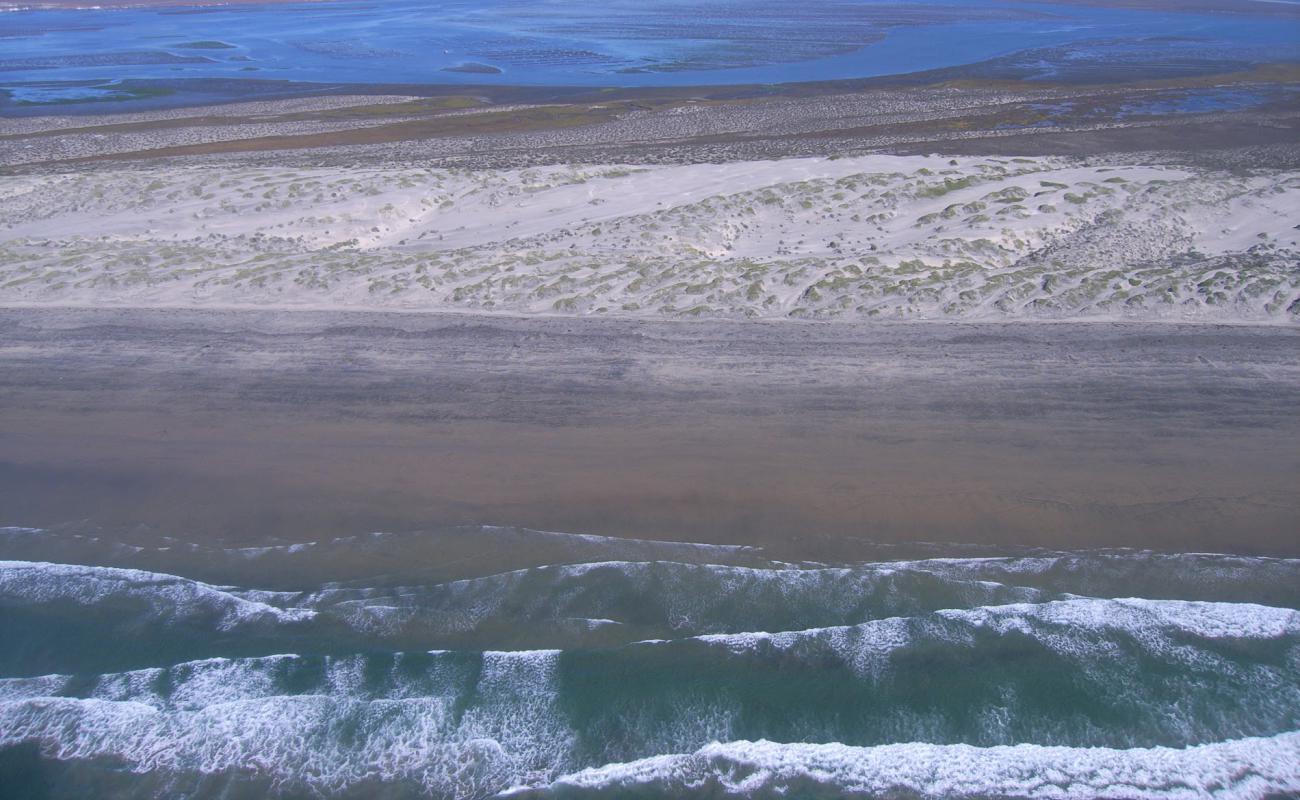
[1,153,1296,321]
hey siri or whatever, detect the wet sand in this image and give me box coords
[1,308,1296,559]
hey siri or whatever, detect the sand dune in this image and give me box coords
[3,154,1296,321]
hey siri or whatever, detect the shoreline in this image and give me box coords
[2,301,1297,327]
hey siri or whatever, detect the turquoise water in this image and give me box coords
[2,0,1298,107]
[1,524,1298,798]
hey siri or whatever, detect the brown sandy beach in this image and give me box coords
[2,307,1296,560]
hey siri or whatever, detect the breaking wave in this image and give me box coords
[517,733,1300,799]
[2,524,1298,798]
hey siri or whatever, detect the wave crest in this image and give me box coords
[520,733,1300,799]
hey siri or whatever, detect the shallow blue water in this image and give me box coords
[2,0,1298,102]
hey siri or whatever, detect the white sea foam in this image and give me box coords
[0,560,315,629]
[13,680,1294,800]
[0,593,1296,799]
[526,732,1300,799]
[6,555,1299,660]
[691,597,1300,649]
[8,525,1298,611]
[4,593,1289,716]
[0,650,568,798]
[944,597,1300,642]
[662,597,1300,746]
[0,694,510,796]
[5,524,1299,800]
[308,557,1050,642]
[0,673,69,702]
[86,655,303,710]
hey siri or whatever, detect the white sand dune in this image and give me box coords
[2,154,1296,320]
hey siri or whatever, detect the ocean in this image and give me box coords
[2,0,1299,107]
[2,523,1298,798]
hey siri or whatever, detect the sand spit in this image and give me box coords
[1,154,1296,321]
